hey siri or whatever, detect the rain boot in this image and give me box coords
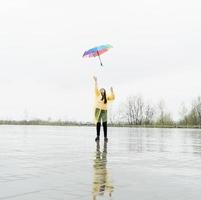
[103,121,108,142]
[95,122,101,142]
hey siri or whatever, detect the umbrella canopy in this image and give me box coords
[83,44,113,66]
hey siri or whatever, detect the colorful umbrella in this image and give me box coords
[83,44,113,66]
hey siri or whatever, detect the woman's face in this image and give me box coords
[100,88,105,95]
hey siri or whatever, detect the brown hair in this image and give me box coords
[101,89,107,104]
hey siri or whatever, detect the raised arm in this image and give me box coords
[107,87,115,101]
[93,76,100,96]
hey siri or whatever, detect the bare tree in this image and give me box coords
[179,103,188,125]
[124,96,145,125]
[157,100,165,125]
[144,104,155,125]
[192,96,201,126]
[156,100,173,125]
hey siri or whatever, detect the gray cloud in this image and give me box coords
[0,0,201,121]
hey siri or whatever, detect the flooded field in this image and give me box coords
[0,125,201,200]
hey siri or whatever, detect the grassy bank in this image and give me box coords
[0,120,201,129]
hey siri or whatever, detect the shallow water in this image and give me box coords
[0,126,201,200]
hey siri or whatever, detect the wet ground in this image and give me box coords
[0,125,201,200]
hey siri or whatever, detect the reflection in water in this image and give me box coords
[128,129,170,153]
[127,129,201,157]
[191,132,201,156]
[92,142,114,200]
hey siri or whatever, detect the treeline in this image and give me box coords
[178,96,201,126]
[0,96,201,128]
[0,120,92,126]
[109,95,201,128]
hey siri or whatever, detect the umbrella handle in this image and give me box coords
[97,51,103,66]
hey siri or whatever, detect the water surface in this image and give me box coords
[0,126,201,200]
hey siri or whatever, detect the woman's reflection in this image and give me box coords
[92,141,114,199]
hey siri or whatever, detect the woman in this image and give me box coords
[93,76,115,142]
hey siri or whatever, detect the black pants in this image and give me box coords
[96,122,107,138]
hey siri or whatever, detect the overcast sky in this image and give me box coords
[0,0,201,121]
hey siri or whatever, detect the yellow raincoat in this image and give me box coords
[94,86,115,123]
[94,86,115,110]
